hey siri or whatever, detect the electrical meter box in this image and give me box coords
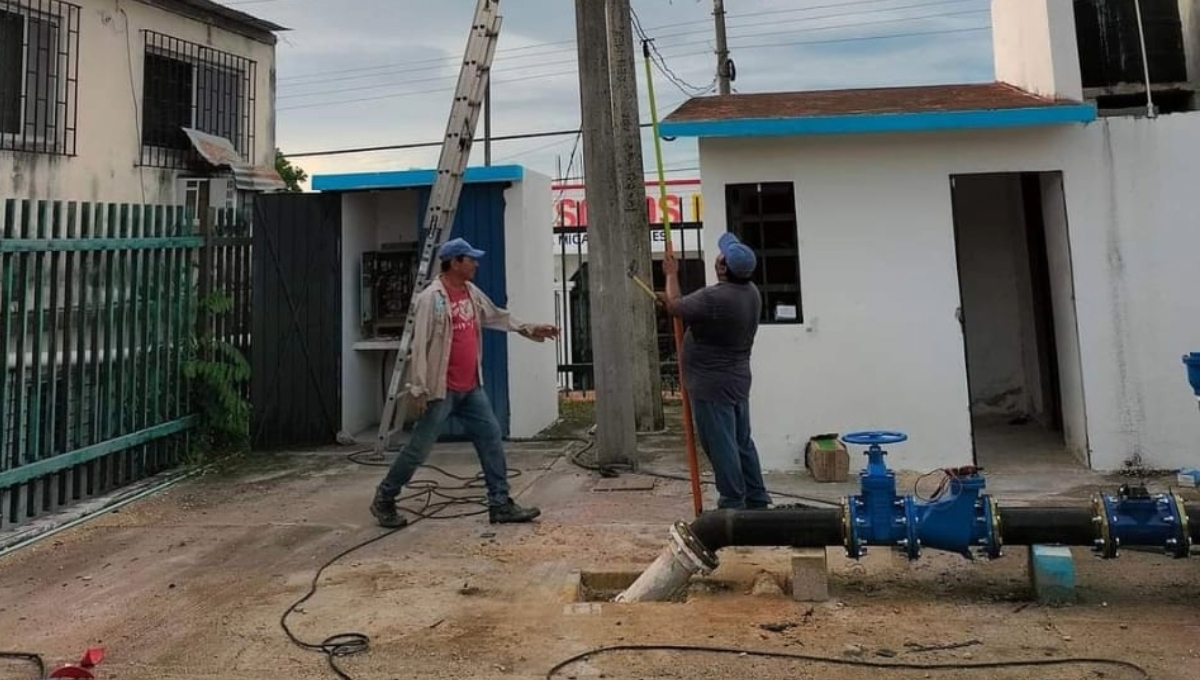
[360,243,419,338]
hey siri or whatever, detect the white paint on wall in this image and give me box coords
[504,170,560,438]
[693,112,1200,473]
[0,0,276,204]
[1040,172,1088,462]
[991,0,1083,100]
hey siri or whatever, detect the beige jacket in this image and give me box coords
[404,276,535,401]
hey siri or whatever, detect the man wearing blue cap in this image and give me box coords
[658,232,771,510]
[371,237,560,528]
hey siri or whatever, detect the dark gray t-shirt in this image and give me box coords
[675,281,761,404]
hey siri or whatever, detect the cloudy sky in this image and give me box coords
[224,0,996,187]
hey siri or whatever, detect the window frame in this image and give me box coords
[139,30,257,169]
[0,0,80,156]
[723,181,804,325]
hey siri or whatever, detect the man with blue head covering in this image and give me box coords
[658,232,771,510]
[370,238,560,529]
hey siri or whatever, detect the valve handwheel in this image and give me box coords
[842,431,908,447]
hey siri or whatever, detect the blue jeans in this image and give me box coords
[376,387,511,507]
[691,398,771,510]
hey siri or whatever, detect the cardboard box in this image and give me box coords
[806,434,849,483]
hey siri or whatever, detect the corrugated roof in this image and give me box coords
[664,82,1083,123]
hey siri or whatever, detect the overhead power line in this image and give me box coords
[276,0,985,97]
[276,0,980,84]
[285,123,656,159]
[277,23,987,112]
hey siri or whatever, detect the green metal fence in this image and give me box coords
[0,199,208,531]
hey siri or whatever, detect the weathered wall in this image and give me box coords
[0,0,276,204]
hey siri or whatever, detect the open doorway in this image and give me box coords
[949,172,1088,469]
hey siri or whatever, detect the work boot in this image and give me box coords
[488,499,541,524]
[370,494,408,529]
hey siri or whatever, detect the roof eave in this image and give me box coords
[135,0,287,45]
[659,103,1099,139]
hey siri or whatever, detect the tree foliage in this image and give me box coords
[275,149,308,192]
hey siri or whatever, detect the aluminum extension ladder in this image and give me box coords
[371,0,502,457]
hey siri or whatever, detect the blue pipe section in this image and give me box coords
[1092,485,1191,559]
[1184,352,1200,398]
[840,431,1001,561]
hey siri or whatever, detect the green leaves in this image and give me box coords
[185,293,252,458]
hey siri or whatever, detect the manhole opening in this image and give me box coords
[577,571,641,602]
[576,570,702,603]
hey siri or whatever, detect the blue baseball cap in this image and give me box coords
[439,237,485,261]
[718,232,757,278]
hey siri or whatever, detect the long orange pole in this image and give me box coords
[643,40,704,517]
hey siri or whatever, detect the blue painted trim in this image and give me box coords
[312,164,525,192]
[658,104,1098,138]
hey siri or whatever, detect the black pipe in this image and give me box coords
[689,503,1200,557]
[997,506,1097,546]
[689,508,843,553]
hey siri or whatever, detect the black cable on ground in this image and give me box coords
[561,433,843,508]
[0,651,45,679]
[545,643,1152,680]
[279,453,526,680]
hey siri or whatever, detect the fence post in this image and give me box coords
[196,182,213,341]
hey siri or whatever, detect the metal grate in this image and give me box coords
[0,0,80,156]
[140,30,257,169]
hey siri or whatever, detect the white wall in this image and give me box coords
[1040,172,1088,460]
[694,112,1200,473]
[339,190,420,436]
[504,170,560,438]
[991,0,1083,100]
[0,0,276,203]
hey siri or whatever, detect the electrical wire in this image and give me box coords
[278,452,529,680]
[544,643,1152,679]
[559,432,843,508]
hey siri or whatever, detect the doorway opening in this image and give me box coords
[949,172,1088,470]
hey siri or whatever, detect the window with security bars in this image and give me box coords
[724,181,804,324]
[140,30,257,169]
[0,0,80,155]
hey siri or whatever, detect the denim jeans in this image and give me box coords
[376,387,511,507]
[691,398,771,510]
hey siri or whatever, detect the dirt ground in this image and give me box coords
[2,421,1199,680]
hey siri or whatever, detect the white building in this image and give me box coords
[310,165,560,441]
[658,0,1200,473]
[0,0,284,208]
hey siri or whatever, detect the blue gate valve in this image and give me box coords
[840,430,1001,561]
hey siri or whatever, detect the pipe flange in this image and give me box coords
[841,497,863,559]
[1166,492,1191,559]
[983,496,1003,559]
[1092,495,1117,558]
[670,520,718,573]
[901,497,921,560]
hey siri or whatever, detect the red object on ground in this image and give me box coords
[79,648,104,668]
[48,665,94,678]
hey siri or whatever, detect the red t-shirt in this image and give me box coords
[444,284,480,392]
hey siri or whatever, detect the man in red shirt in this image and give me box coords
[371,238,559,529]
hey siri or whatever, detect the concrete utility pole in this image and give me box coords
[714,0,732,95]
[607,0,664,433]
[575,0,638,465]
